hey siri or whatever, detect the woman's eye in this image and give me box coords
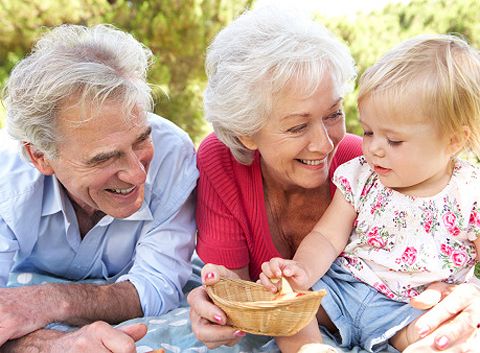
[287,124,307,134]
[326,110,344,120]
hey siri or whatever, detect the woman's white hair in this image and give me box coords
[3,24,154,160]
[203,5,356,164]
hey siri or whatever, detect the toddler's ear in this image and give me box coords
[448,126,470,155]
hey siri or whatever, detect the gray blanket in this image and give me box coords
[8,265,395,353]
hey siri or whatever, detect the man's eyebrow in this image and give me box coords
[86,126,152,166]
[136,126,152,142]
[86,150,122,166]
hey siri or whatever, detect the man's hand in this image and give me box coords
[0,323,147,353]
[0,281,142,346]
[0,286,55,345]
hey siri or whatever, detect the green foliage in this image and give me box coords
[321,0,480,136]
[0,0,110,130]
[1,0,479,142]
[103,0,253,141]
[0,0,109,86]
[0,0,252,142]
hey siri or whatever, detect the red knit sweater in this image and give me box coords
[196,133,362,280]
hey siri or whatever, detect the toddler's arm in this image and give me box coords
[259,190,356,292]
[291,189,356,289]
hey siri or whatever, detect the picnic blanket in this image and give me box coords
[7,261,396,353]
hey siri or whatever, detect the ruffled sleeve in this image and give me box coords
[332,156,376,212]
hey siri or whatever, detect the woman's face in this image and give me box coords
[241,75,346,190]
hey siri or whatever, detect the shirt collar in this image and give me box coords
[41,176,65,216]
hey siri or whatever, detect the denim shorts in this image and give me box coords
[312,260,425,353]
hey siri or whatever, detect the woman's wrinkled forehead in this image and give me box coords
[272,69,343,102]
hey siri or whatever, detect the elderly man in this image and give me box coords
[0,24,198,352]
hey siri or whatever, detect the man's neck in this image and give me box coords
[70,199,106,238]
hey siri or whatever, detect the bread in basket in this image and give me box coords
[206,277,326,336]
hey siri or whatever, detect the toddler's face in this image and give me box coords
[358,97,455,197]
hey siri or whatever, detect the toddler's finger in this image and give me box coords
[258,272,278,293]
[260,261,276,279]
[269,257,285,278]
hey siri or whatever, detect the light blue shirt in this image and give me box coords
[0,114,198,316]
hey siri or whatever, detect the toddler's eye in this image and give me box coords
[387,139,403,146]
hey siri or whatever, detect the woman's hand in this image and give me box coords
[406,282,480,352]
[187,264,249,349]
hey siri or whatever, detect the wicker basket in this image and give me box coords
[206,278,326,336]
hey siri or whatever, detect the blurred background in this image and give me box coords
[1,0,479,144]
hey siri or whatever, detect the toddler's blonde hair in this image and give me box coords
[358,34,480,157]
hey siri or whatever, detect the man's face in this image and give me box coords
[38,100,154,218]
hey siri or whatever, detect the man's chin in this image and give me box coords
[101,202,143,219]
[102,188,145,218]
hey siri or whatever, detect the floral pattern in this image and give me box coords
[332,156,479,302]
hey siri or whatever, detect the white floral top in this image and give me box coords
[333,156,479,302]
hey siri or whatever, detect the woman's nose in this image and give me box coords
[307,124,334,154]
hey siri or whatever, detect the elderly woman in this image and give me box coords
[188,5,480,353]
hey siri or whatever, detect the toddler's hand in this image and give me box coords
[259,257,310,293]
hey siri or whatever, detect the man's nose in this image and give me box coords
[118,151,147,184]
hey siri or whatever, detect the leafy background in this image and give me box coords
[1,0,479,144]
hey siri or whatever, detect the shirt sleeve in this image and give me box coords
[0,217,18,287]
[467,198,480,241]
[118,193,196,316]
[117,117,198,316]
[332,156,373,212]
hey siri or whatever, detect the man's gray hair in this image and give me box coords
[3,24,154,160]
[204,5,356,164]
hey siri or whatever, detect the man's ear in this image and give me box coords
[24,143,55,175]
[238,135,258,151]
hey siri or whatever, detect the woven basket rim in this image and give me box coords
[206,277,326,309]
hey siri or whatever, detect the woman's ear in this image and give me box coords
[238,135,258,151]
[24,143,55,175]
